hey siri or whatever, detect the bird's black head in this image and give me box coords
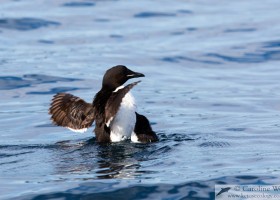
[102,65,145,90]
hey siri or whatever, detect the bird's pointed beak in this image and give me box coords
[127,69,145,79]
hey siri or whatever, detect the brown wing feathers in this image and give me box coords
[49,93,95,131]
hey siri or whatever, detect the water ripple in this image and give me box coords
[177,9,193,14]
[158,133,197,142]
[206,50,280,63]
[0,18,60,31]
[134,12,176,18]
[161,56,221,64]
[0,151,34,159]
[0,74,80,90]
[224,28,257,33]
[26,87,82,95]
[37,40,55,44]
[263,40,280,48]
[17,175,278,200]
[63,2,96,7]
[226,128,246,132]
[199,141,230,148]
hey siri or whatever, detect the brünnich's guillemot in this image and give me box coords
[49,65,158,143]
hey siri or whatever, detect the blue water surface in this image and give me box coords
[1,0,280,199]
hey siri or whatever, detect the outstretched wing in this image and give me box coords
[104,81,140,126]
[49,93,95,132]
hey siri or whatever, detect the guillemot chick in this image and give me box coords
[49,65,158,143]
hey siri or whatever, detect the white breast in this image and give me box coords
[109,91,137,142]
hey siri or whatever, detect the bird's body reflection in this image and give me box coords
[95,143,141,179]
[53,138,156,180]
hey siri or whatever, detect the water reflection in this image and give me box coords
[53,138,159,180]
[50,132,201,181]
[95,144,141,179]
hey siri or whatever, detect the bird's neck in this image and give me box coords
[101,83,120,92]
[92,89,111,106]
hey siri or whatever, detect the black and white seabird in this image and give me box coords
[49,65,158,143]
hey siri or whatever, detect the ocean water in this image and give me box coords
[1,0,280,199]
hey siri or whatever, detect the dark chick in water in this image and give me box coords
[49,65,158,143]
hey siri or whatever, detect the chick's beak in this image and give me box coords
[127,70,145,78]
